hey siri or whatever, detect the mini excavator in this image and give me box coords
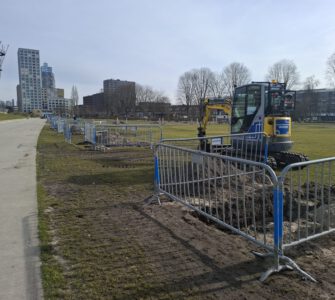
[197,81,308,168]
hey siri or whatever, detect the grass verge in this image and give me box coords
[0,112,29,121]
[37,183,66,298]
[36,126,156,299]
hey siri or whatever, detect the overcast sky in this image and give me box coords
[1,0,335,104]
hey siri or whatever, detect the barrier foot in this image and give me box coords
[281,255,317,283]
[260,264,293,282]
[144,194,161,206]
[251,251,316,283]
[251,251,273,259]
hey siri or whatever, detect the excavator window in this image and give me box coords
[232,85,261,133]
[266,91,295,115]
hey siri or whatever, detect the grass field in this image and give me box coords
[0,113,29,121]
[161,123,229,139]
[160,122,335,159]
[85,119,335,159]
[291,122,335,159]
[37,122,335,299]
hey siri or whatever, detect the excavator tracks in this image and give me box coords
[271,151,309,169]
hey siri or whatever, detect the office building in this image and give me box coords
[295,89,335,121]
[83,92,105,116]
[17,48,42,112]
[47,97,71,113]
[56,88,64,98]
[103,78,136,116]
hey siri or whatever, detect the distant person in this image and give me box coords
[73,115,77,120]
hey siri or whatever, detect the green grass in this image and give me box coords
[37,184,67,298]
[0,112,30,121]
[291,122,335,159]
[161,123,229,139]
[37,127,156,299]
[160,122,335,159]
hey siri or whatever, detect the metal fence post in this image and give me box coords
[145,145,161,205]
[263,135,269,164]
[92,125,96,145]
[159,126,163,141]
[273,181,283,270]
[154,148,160,192]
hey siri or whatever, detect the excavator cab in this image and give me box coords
[232,82,295,151]
[232,81,306,167]
[197,81,306,168]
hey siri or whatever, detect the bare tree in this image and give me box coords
[303,75,320,117]
[223,62,251,97]
[177,68,215,105]
[304,75,320,90]
[177,72,193,104]
[209,71,227,98]
[136,84,171,117]
[135,84,157,104]
[177,71,195,116]
[191,68,215,105]
[265,59,299,89]
[326,52,335,86]
[177,67,216,119]
[153,93,170,103]
[152,95,171,117]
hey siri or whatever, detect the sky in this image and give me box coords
[1,0,335,104]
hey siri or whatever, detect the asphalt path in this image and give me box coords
[0,118,45,299]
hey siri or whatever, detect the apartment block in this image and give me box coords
[17,48,42,112]
[103,78,136,116]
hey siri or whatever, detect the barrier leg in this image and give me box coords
[145,151,161,205]
[252,186,316,282]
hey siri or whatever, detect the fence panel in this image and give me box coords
[95,124,162,148]
[154,143,334,281]
[50,116,58,130]
[84,122,96,144]
[279,158,335,250]
[156,143,277,251]
[57,119,65,133]
[161,132,268,164]
[64,121,72,143]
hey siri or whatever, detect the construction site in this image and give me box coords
[2,1,335,298]
[34,80,335,299]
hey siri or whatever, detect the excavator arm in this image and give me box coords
[198,98,232,137]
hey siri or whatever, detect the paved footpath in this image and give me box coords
[0,118,45,300]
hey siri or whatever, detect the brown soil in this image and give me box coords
[38,130,335,299]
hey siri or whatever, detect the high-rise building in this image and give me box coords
[103,78,136,116]
[17,48,42,112]
[16,84,22,109]
[41,62,57,110]
[41,62,55,89]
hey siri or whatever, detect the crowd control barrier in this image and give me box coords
[94,124,162,149]
[153,135,335,282]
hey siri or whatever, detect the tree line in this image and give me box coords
[133,52,335,119]
[177,52,335,109]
